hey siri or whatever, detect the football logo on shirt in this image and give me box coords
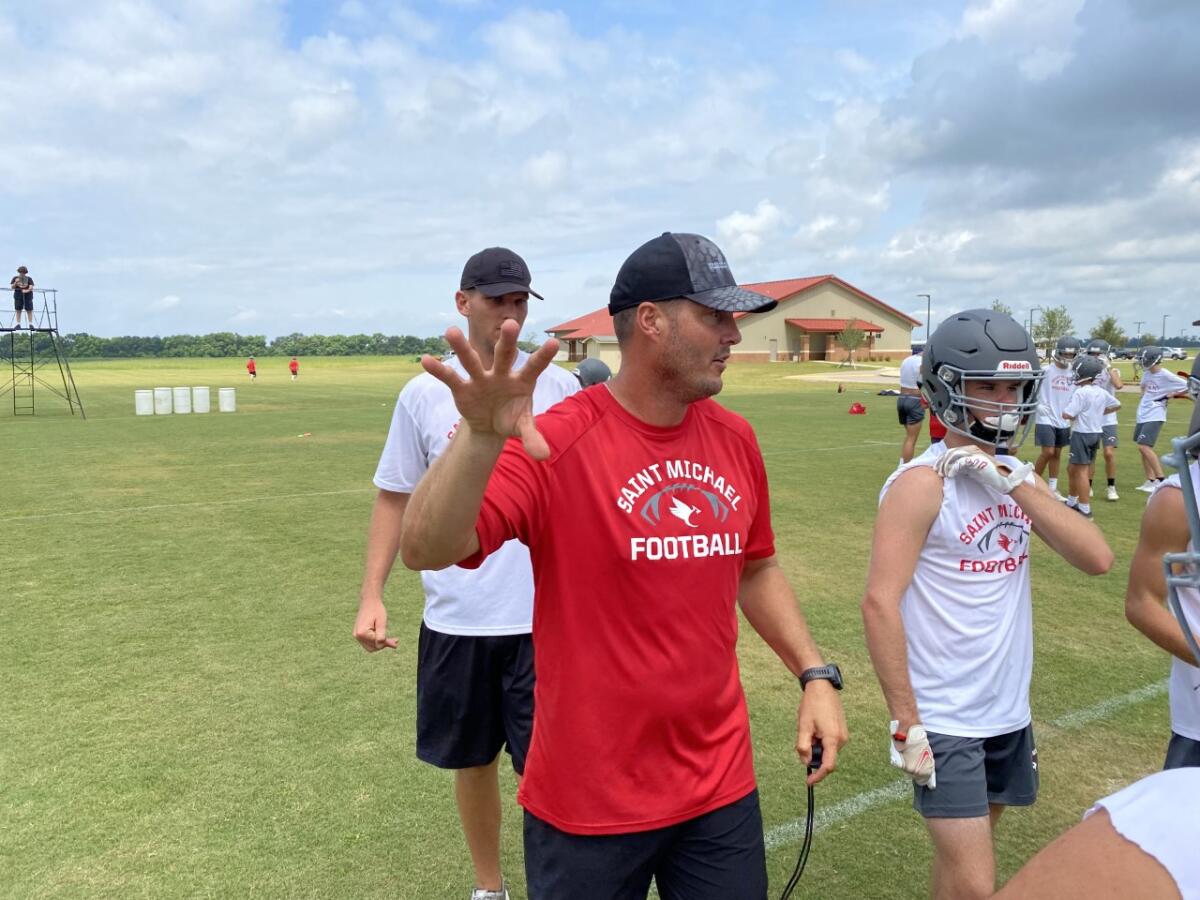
[957,502,1032,574]
[613,460,746,562]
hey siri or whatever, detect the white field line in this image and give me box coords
[0,488,374,522]
[763,680,1169,851]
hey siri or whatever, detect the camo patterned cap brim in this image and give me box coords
[609,232,776,315]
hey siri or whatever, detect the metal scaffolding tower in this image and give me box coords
[0,289,85,418]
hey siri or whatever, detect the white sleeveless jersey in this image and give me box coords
[1154,469,1200,740]
[1036,362,1075,427]
[373,352,580,635]
[898,354,922,389]
[880,442,1034,737]
[1094,364,1119,427]
[1086,768,1200,899]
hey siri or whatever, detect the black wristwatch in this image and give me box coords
[799,663,843,691]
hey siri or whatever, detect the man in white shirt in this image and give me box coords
[862,309,1114,900]
[897,348,925,464]
[1134,347,1191,491]
[1062,356,1121,518]
[1085,340,1125,501]
[1126,353,1200,770]
[1033,336,1080,498]
[353,248,579,900]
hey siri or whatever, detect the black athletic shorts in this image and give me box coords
[1164,732,1200,770]
[913,725,1038,818]
[523,789,767,900]
[416,623,534,774]
[13,291,32,312]
[897,395,925,426]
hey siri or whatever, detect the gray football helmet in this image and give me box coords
[1085,338,1111,358]
[920,309,1043,451]
[1053,335,1082,365]
[1072,354,1105,385]
[1139,345,1164,369]
[574,357,612,387]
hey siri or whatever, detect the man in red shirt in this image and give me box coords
[289,357,299,381]
[246,356,257,381]
[401,232,848,899]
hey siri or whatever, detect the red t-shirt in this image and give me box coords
[247,360,256,373]
[289,360,299,373]
[460,386,775,834]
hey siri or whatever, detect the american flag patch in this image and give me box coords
[499,262,525,280]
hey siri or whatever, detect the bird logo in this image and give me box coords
[668,496,702,528]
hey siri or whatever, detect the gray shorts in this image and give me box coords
[913,725,1038,818]
[1134,420,1165,446]
[1069,431,1102,466]
[897,395,925,426]
[1164,732,1200,770]
[1102,424,1118,447]
[1034,424,1070,448]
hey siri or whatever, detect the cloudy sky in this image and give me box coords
[1,0,1197,340]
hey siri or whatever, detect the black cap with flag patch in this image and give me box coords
[460,247,543,300]
[608,232,776,316]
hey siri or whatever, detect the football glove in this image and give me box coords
[935,446,1032,495]
[889,721,936,788]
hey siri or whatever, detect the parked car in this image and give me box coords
[1166,347,1189,360]
[1113,346,1139,360]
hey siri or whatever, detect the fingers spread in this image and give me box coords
[516,412,551,461]
[521,337,561,385]
[445,326,487,382]
[493,320,520,375]
[421,355,466,391]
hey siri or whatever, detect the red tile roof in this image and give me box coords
[786,317,885,333]
[545,275,920,339]
[545,307,614,339]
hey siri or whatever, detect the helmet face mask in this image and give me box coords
[1162,432,1200,667]
[1139,345,1164,369]
[921,309,1044,452]
[1053,335,1081,366]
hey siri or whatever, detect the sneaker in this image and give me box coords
[1073,505,1093,518]
[1106,486,1119,501]
[1054,491,1069,502]
[471,884,509,900]
[1136,482,1156,493]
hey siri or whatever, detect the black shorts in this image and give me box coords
[897,395,925,426]
[1164,732,1200,770]
[523,789,766,900]
[913,725,1038,818]
[1034,424,1070,449]
[13,292,32,312]
[416,623,534,774]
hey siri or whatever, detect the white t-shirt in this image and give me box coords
[1093,364,1120,427]
[374,352,580,635]
[1064,383,1117,434]
[1036,362,1076,427]
[879,442,1035,737]
[1154,469,1200,741]
[1086,768,1200,899]
[899,354,922,390]
[1138,369,1188,424]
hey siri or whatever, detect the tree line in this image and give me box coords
[989,302,1197,348]
[50,332,453,359]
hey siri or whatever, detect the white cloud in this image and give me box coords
[522,150,569,191]
[153,295,182,310]
[716,200,787,260]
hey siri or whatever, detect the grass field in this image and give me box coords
[0,355,1183,898]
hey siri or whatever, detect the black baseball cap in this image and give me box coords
[608,232,775,315]
[460,247,543,300]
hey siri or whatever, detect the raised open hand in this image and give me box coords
[420,320,560,461]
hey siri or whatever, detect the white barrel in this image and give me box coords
[218,387,237,413]
[192,386,211,414]
[134,390,154,416]
[172,387,192,414]
[153,387,173,415]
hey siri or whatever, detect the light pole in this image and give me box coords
[1134,320,1145,342]
[1028,306,1043,342]
[1162,314,1170,343]
[917,293,931,344]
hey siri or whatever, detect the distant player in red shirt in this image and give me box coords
[246,356,256,381]
[402,233,848,899]
[288,357,299,381]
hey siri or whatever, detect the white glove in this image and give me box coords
[889,720,936,788]
[935,446,1032,495]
